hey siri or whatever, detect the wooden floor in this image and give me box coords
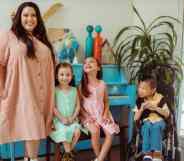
[15,146,120,161]
[75,146,120,161]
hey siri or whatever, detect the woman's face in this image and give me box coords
[21,6,37,33]
[83,57,100,74]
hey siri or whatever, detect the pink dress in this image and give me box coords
[0,30,55,144]
[81,80,119,134]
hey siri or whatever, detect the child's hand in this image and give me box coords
[140,102,147,111]
[102,112,113,124]
[68,116,74,124]
[60,117,69,125]
[102,117,112,125]
[51,124,56,130]
[143,102,157,111]
[103,111,109,120]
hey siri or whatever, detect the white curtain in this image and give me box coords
[178,81,184,136]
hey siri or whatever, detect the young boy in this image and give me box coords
[134,75,170,161]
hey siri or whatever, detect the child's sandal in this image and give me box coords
[70,150,77,158]
[62,152,75,161]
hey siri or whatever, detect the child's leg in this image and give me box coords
[141,121,152,153]
[86,123,101,157]
[71,128,81,150]
[150,120,165,157]
[25,140,40,160]
[97,129,113,161]
[54,144,62,161]
[63,142,72,153]
[24,145,28,159]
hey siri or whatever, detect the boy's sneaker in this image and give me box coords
[143,155,153,161]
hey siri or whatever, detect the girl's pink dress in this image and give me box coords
[0,30,54,144]
[81,80,119,134]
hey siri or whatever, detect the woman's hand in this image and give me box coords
[0,65,5,97]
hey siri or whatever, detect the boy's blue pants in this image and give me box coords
[141,120,165,152]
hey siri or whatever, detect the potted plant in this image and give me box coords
[112,5,183,110]
[112,6,183,161]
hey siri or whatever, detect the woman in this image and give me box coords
[0,2,55,161]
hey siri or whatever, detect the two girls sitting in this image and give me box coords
[50,57,119,161]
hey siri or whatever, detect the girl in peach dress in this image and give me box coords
[79,57,119,161]
[0,2,54,161]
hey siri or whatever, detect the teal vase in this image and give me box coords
[85,25,94,57]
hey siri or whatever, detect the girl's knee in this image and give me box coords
[87,124,100,135]
[106,133,113,141]
[63,142,71,152]
[91,129,100,137]
[91,129,100,140]
[104,129,113,140]
[74,128,81,137]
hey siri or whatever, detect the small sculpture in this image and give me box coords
[55,31,79,64]
[85,25,94,58]
[93,25,107,63]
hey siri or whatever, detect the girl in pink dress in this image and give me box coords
[0,2,54,161]
[79,57,119,161]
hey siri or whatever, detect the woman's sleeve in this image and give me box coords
[0,30,9,66]
[45,54,55,135]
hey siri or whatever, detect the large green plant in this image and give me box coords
[113,5,183,108]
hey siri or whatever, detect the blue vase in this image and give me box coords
[85,25,94,58]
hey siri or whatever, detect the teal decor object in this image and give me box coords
[55,31,79,64]
[85,25,94,57]
[95,25,102,33]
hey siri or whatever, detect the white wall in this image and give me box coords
[132,0,183,55]
[1,0,182,56]
[0,0,132,50]
[46,0,133,44]
[0,0,182,51]
[133,0,182,22]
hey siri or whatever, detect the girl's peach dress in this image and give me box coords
[80,80,119,134]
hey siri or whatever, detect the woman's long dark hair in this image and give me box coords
[11,2,55,63]
[55,62,75,87]
[81,58,102,97]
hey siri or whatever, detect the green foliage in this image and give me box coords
[113,5,183,108]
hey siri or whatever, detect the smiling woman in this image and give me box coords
[21,6,38,33]
[0,2,55,161]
